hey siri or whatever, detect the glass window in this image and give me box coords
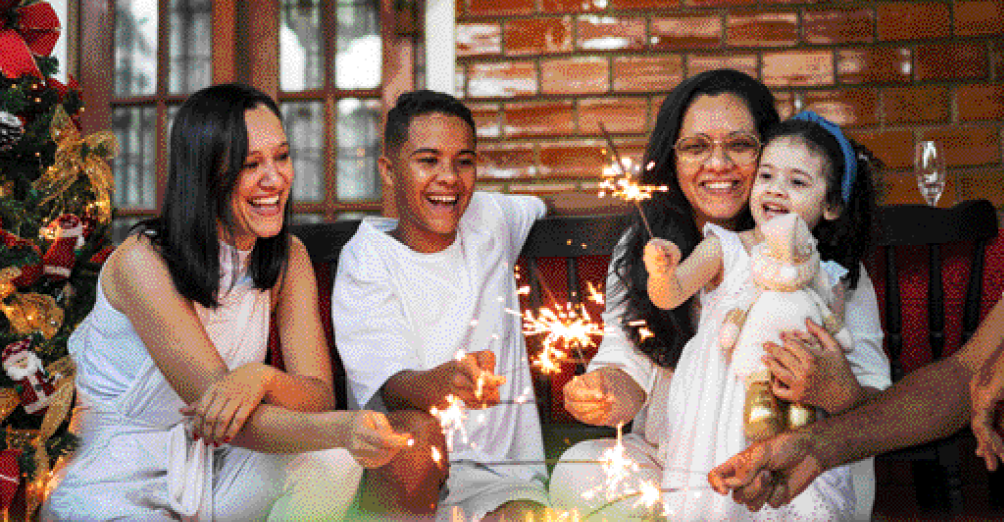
[281,101,325,202]
[280,0,324,92]
[169,0,213,94]
[111,106,157,209]
[336,98,381,202]
[334,0,381,89]
[114,0,158,96]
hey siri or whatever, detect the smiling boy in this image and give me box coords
[332,90,549,520]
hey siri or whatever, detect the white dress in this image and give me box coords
[44,241,361,521]
[332,192,550,521]
[550,225,891,521]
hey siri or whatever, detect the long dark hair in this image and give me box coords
[612,69,780,369]
[761,118,880,289]
[135,83,292,308]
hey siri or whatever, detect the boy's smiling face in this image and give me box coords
[380,112,477,253]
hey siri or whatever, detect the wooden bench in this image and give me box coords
[271,200,1004,498]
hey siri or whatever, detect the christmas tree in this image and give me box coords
[1,0,117,517]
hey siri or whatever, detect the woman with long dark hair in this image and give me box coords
[44,83,413,520]
[550,70,890,520]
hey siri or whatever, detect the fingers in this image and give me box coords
[803,319,841,352]
[643,239,679,274]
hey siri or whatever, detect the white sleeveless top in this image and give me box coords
[56,240,271,520]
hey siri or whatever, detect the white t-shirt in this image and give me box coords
[332,191,549,517]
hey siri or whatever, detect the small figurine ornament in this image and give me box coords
[42,213,84,281]
[2,339,56,415]
[719,213,854,441]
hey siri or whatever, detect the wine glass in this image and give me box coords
[915,140,946,207]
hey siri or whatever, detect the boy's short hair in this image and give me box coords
[384,90,476,154]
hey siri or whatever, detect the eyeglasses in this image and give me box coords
[673,133,761,166]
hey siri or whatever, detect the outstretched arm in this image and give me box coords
[710,295,1004,510]
[645,235,722,310]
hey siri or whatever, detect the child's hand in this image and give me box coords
[346,410,413,469]
[971,345,1004,471]
[440,350,506,409]
[563,370,615,426]
[643,238,681,277]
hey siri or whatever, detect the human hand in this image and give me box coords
[708,430,822,511]
[440,350,506,409]
[180,362,275,445]
[971,345,1004,471]
[563,370,615,426]
[643,238,681,277]
[764,318,860,415]
[347,410,413,469]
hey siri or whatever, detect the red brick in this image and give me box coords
[612,55,685,93]
[957,84,1004,121]
[478,143,537,179]
[466,0,535,17]
[804,8,874,45]
[684,0,757,6]
[508,182,583,194]
[727,11,798,47]
[577,15,647,51]
[762,50,834,86]
[456,64,468,97]
[846,128,914,169]
[503,100,576,138]
[881,86,950,124]
[914,42,989,82]
[457,23,501,57]
[875,1,950,41]
[467,61,538,98]
[955,0,1004,37]
[922,126,1000,168]
[505,17,573,56]
[799,89,880,128]
[541,56,610,95]
[836,47,912,85]
[539,141,608,178]
[650,15,723,50]
[469,102,501,138]
[577,97,649,134]
[610,0,687,9]
[959,168,1004,207]
[541,0,609,13]
[687,54,758,78]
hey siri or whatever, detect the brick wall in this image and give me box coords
[455,0,1004,210]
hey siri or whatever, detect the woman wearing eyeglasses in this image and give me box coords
[549,69,889,520]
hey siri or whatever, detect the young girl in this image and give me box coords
[643,112,886,520]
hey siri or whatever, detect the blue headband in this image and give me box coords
[790,111,857,204]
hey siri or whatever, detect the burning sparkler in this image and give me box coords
[430,394,469,452]
[522,302,604,374]
[597,123,667,238]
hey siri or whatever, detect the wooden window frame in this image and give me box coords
[77,0,416,223]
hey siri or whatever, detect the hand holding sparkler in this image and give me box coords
[643,237,681,277]
[445,350,506,409]
[345,410,413,468]
[563,367,646,427]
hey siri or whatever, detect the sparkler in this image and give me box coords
[430,394,469,452]
[597,123,667,239]
[522,302,604,374]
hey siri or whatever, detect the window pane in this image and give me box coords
[115,0,159,96]
[334,0,381,89]
[111,106,158,209]
[336,98,380,202]
[281,101,325,202]
[169,0,212,94]
[280,0,323,92]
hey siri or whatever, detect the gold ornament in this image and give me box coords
[0,267,20,299]
[0,388,20,424]
[32,105,118,224]
[1,292,64,339]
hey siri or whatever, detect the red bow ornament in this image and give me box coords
[0,0,61,79]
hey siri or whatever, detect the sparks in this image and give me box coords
[586,282,605,305]
[430,394,469,451]
[523,303,604,375]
